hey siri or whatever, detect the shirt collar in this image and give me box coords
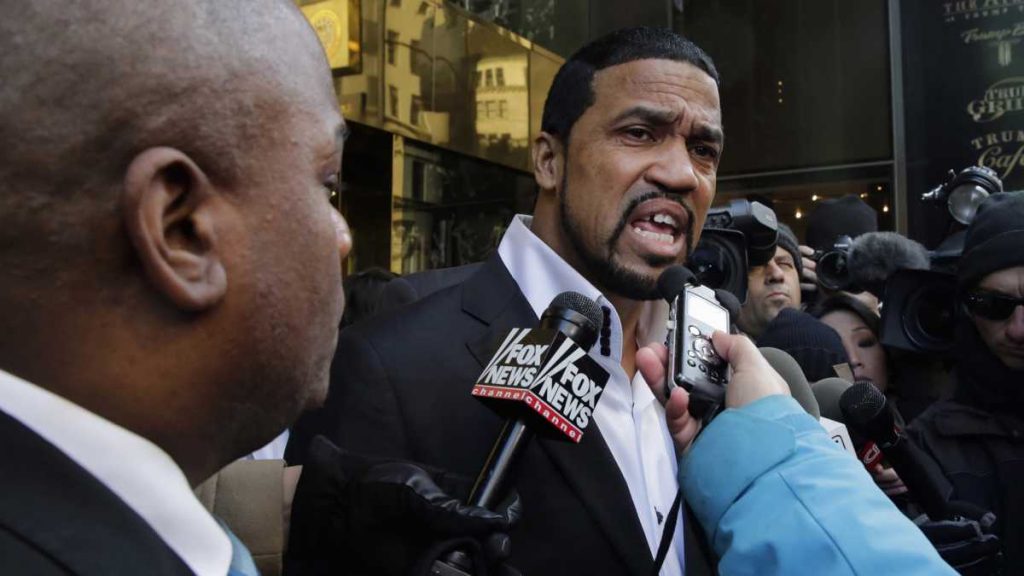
[497,214,670,359]
[0,368,232,576]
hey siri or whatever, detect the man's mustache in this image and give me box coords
[608,190,695,250]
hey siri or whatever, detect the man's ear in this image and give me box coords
[121,147,227,311]
[532,132,565,194]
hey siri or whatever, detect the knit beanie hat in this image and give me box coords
[805,195,878,252]
[756,308,850,383]
[776,222,804,279]
[957,192,1024,290]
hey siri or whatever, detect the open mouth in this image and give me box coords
[632,212,681,244]
[626,198,689,251]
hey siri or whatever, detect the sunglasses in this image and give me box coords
[964,290,1024,321]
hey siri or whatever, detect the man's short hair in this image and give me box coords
[540,27,719,144]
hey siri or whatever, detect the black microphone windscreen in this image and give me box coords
[847,232,930,295]
[657,265,696,303]
[712,288,741,320]
[549,291,603,332]
[759,347,820,419]
[839,381,896,444]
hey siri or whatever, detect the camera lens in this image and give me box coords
[902,283,957,352]
[817,251,849,292]
[688,229,749,304]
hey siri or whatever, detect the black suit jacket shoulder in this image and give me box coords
[0,410,193,576]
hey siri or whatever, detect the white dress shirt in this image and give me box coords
[0,368,232,576]
[498,215,685,575]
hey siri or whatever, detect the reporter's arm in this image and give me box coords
[681,398,954,575]
[641,332,954,575]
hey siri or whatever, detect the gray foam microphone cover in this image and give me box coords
[759,347,820,419]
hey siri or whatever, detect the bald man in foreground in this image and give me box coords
[0,1,349,573]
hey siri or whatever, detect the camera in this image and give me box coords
[881,169,1006,355]
[686,199,778,304]
[921,165,1001,226]
[879,269,958,355]
[815,236,855,292]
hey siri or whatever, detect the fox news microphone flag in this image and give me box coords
[471,291,609,444]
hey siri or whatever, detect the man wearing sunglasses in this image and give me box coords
[909,191,1024,573]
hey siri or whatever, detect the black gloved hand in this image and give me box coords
[284,435,521,576]
[915,501,1004,575]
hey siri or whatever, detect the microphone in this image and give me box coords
[846,232,930,296]
[468,291,606,509]
[840,381,953,520]
[811,377,880,465]
[818,231,930,296]
[712,288,741,322]
[758,347,820,419]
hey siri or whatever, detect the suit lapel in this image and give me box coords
[460,254,655,576]
[463,253,538,369]
[0,409,194,575]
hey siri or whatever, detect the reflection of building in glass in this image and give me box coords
[383,2,434,137]
[474,54,529,158]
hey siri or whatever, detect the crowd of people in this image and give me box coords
[1,1,1021,575]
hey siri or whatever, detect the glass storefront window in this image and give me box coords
[390,137,535,274]
[337,124,394,275]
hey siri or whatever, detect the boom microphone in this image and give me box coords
[848,232,931,297]
[818,231,930,296]
[840,381,953,520]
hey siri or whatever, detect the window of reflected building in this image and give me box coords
[391,138,535,274]
[337,124,394,275]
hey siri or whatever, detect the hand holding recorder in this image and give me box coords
[639,266,790,453]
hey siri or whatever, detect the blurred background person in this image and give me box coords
[800,194,879,310]
[736,223,803,338]
[340,267,404,328]
[909,192,1024,574]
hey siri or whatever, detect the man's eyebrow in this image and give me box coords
[611,106,678,126]
[692,123,724,145]
[610,106,724,144]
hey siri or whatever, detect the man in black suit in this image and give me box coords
[0,1,352,573]
[307,27,725,576]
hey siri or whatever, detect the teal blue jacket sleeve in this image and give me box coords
[679,395,955,576]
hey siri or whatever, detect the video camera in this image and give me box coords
[686,199,778,304]
[884,167,1005,355]
[816,166,1003,355]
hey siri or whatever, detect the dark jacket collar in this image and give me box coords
[0,409,193,575]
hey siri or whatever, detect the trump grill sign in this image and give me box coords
[471,327,609,443]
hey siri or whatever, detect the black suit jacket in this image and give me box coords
[302,254,713,576]
[0,409,193,575]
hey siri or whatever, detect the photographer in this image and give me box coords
[908,192,1024,573]
[735,223,804,339]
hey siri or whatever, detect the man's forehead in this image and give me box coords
[775,247,795,261]
[978,265,1024,292]
[591,59,720,113]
